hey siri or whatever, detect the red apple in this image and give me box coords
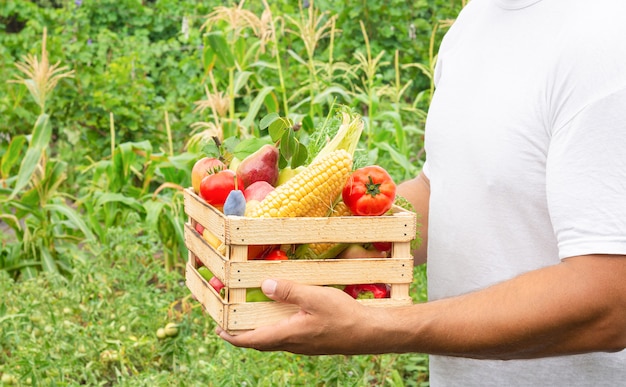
[191,157,225,194]
[243,181,275,202]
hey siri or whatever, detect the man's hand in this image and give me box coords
[216,279,379,355]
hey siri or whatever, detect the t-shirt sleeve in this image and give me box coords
[546,87,626,259]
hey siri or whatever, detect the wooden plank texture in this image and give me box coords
[228,258,413,287]
[184,188,417,245]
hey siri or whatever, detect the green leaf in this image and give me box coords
[1,135,26,180]
[143,200,166,230]
[268,117,292,142]
[291,143,308,168]
[205,31,235,69]
[39,243,59,275]
[46,203,96,241]
[233,71,253,96]
[280,129,296,159]
[95,193,143,212]
[260,112,280,130]
[240,86,275,130]
[233,137,271,160]
[10,114,51,198]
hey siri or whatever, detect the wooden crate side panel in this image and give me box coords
[184,223,227,279]
[223,297,414,333]
[225,212,416,245]
[186,263,225,327]
[390,241,412,300]
[184,189,227,240]
[184,188,417,245]
[227,258,413,288]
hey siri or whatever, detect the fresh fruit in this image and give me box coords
[276,165,306,186]
[342,165,396,216]
[243,180,275,202]
[236,144,280,187]
[209,276,225,294]
[247,149,353,218]
[248,244,277,260]
[191,157,225,194]
[343,283,390,299]
[264,249,288,260]
[223,189,246,216]
[199,169,244,208]
[194,222,204,234]
[246,288,272,302]
[372,242,392,252]
[197,266,213,281]
[337,243,388,259]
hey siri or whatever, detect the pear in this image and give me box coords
[236,144,279,187]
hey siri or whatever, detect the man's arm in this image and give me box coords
[396,171,430,266]
[217,254,626,359]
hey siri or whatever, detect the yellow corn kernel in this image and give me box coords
[294,200,353,259]
[247,150,353,218]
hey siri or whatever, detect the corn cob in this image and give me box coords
[294,200,353,259]
[247,149,353,218]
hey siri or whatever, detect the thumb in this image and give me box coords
[261,278,314,307]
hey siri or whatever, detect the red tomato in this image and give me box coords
[264,250,288,260]
[199,170,244,208]
[372,242,392,252]
[342,166,396,216]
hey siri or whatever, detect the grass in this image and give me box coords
[0,223,429,386]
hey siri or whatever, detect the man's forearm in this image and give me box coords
[396,172,430,266]
[377,254,626,359]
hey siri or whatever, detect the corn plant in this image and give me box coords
[0,28,95,280]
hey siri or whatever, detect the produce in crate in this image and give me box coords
[236,143,280,187]
[343,283,390,299]
[342,165,397,216]
[199,170,244,208]
[243,180,275,202]
[223,189,246,216]
[246,149,353,218]
[191,157,225,194]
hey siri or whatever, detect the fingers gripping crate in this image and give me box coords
[183,188,417,335]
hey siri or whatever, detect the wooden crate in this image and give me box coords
[183,188,417,335]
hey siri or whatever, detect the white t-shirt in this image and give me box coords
[422,0,626,385]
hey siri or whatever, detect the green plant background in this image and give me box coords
[1,0,465,385]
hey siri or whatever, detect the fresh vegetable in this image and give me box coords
[209,276,225,295]
[372,242,392,252]
[342,165,396,216]
[223,189,246,216]
[191,157,225,194]
[246,288,272,302]
[247,244,277,260]
[199,170,244,208]
[310,112,364,164]
[294,201,352,259]
[343,283,390,299]
[264,249,288,260]
[247,149,353,218]
[197,266,213,281]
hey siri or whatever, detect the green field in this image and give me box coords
[1,1,465,385]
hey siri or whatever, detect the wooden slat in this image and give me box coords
[186,263,225,327]
[224,297,413,332]
[184,188,417,245]
[184,223,227,280]
[228,258,413,287]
